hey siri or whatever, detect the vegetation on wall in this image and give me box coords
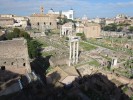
[76,33,86,40]
[103,23,132,32]
[6,28,41,59]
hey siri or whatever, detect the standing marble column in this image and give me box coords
[60,28,62,37]
[72,42,76,64]
[69,42,72,66]
[76,42,79,64]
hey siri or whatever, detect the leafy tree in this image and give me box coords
[20,31,31,40]
[103,24,117,31]
[117,27,123,32]
[73,23,76,30]
[13,28,20,34]
[28,40,42,58]
[129,26,133,32]
[127,35,131,39]
[6,28,41,59]
[76,33,86,40]
[103,26,111,31]
[6,32,14,40]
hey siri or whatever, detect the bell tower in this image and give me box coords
[40,6,44,14]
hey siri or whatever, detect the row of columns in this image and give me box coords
[69,40,79,66]
[60,27,72,37]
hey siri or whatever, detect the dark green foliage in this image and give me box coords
[13,28,20,34]
[117,27,123,32]
[127,35,131,39]
[118,35,122,38]
[129,26,133,32]
[73,23,76,30]
[103,24,119,31]
[28,40,42,59]
[20,31,31,40]
[66,37,69,40]
[76,33,86,40]
[6,28,41,59]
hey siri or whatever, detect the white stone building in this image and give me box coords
[60,22,74,37]
[48,8,74,20]
[105,19,115,25]
[0,14,14,18]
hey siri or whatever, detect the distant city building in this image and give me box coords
[13,16,28,23]
[0,14,14,18]
[0,17,14,27]
[60,22,74,37]
[116,14,128,19]
[30,6,58,30]
[76,22,84,33]
[82,15,88,20]
[82,15,88,24]
[48,8,74,20]
[105,19,115,25]
[92,18,105,24]
[84,23,101,38]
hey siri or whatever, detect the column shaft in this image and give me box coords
[69,42,72,66]
[76,42,79,64]
[60,28,62,37]
[72,42,76,64]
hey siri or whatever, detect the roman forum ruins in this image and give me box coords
[68,36,80,66]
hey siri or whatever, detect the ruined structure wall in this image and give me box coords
[84,25,101,38]
[0,38,31,74]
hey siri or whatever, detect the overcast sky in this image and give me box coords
[0,0,133,18]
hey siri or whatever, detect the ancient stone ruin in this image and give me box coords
[0,38,31,74]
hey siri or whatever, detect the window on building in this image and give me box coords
[11,62,14,65]
[23,63,25,66]
[69,14,72,18]
[50,22,52,25]
[1,66,5,70]
[37,22,39,26]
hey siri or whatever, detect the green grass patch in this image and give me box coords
[80,42,97,51]
[122,86,128,93]
[46,67,53,74]
[88,60,100,67]
[42,52,55,57]
[35,38,48,47]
